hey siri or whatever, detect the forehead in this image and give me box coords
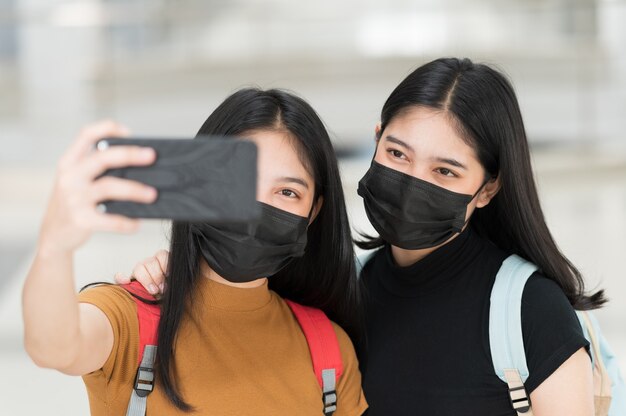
[384,107,478,159]
[241,129,314,182]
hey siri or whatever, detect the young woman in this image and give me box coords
[22,88,368,415]
[127,59,600,416]
[354,58,597,416]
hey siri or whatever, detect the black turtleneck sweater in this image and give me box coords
[358,227,589,416]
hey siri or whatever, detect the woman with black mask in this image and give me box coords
[123,59,600,415]
[22,88,368,415]
[356,58,598,415]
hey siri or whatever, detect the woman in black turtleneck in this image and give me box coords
[355,58,600,415]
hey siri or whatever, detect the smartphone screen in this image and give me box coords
[96,137,260,222]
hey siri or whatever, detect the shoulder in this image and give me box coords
[329,321,369,416]
[78,284,138,324]
[276,297,358,359]
[328,320,360,385]
[78,283,136,306]
[330,321,357,359]
[520,273,589,393]
[273,297,358,371]
[520,273,583,329]
[78,284,140,378]
[520,273,585,344]
[520,273,587,345]
[522,273,571,306]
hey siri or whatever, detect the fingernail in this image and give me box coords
[145,187,157,199]
[139,149,155,161]
[149,284,158,294]
[159,283,164,293]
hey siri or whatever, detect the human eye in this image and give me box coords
[279,189,299,199]
[435,167,457,177]
[387,148,407,160]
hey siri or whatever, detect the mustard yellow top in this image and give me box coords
[78,278,368,415]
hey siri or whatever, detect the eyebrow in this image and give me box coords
[386,135,468,170]
[278,176,310,189]
[384,135,415,153]
[433,157,468,170]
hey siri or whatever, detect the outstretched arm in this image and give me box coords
[22,121,157,375]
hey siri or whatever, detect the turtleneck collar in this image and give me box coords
[377,226,486,296]
[194,276,274,312]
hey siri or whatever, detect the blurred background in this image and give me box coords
[1,0,625,413]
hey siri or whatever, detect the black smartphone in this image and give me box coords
[95,137,260,222]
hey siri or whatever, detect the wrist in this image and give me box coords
[36,239,74,260]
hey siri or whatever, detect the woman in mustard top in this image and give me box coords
[22,88,368,415]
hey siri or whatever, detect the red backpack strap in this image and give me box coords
[121,281,161,364]
[121,281,161,416]
[285,299,343,415]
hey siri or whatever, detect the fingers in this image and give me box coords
[41,121,149,252]
[119,250,169,295]
[61,120,131,167]
[143,256,166,288]
[136,264,159,295]
[131,256,166,295]
[155,250,170,277]
[114,272,131,284]
[80,145,156,180]
[90,177,157,205]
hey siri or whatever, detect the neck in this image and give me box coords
[200,259,267,289]
[390,230,465,267]
[390,245,440,267]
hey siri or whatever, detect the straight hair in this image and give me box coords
[158,88,362,410]
[357,58,606,311]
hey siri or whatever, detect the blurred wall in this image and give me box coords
[1,0,626,165]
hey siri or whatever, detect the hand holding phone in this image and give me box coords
[37,122,157,255]
[96,137,260,222]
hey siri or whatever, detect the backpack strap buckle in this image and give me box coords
[508,385,531,413]
[504,369,533,415]
[322,368,337,415]
[323,389,337,415]
[133,366,155,398]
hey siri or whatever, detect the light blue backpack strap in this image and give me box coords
[355,251,376,277]
[599,322,626,416]
[578,310,626,416]
[489,254,538,384]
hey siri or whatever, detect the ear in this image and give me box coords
[308,196,324,225]
[374,123,382,141]
[476,176,501,209]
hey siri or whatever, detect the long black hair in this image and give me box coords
[356,57,606,311]
[158,88,362,411]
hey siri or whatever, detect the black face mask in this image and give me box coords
[358,161,485,250]
[190,202,309,283]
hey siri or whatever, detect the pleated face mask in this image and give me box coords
[358,161,484,250]
[191,202,309,283]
